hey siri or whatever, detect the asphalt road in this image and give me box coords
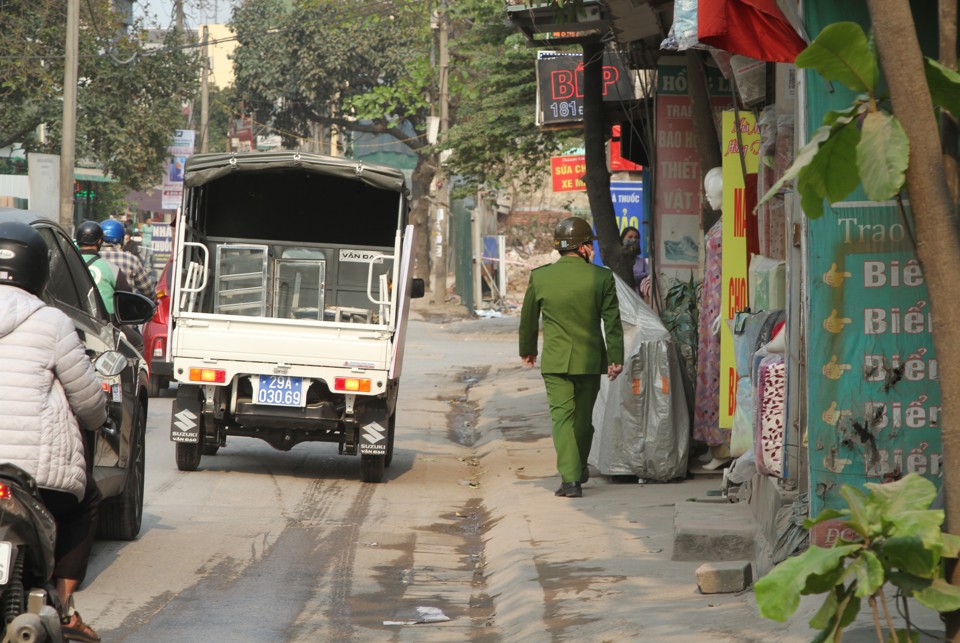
[79,317,513,642]
[76,312,947,642]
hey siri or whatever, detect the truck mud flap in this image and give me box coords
[171,388,202,443]
[359,421,387,455]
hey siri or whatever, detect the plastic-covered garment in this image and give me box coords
[673,0,701,50]
[757,105,778,252]
[730,376,754,457]
[590,274,691,480]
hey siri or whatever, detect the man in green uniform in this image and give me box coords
[519,216,624,498]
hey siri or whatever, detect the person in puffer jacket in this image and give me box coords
[0,221,106,643]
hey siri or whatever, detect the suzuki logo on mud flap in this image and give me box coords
[339,249,383,263]
[362,422,386,444]
[173,409,198,432]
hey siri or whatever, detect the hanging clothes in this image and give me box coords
[694,219,726,446]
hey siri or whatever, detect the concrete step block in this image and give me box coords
[672,499,756,561]
[695,561,753,594]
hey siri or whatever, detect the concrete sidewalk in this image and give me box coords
[445,315,945,642]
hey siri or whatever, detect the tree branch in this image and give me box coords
[304,110,427,152]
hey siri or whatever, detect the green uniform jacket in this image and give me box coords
[81,252,120,315]
[519,255,625,374]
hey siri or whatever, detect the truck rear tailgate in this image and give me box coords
[172,315,391,370]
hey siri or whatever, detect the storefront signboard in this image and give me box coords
[719,110,760,429]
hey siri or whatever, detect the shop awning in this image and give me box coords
[74,169,115,183]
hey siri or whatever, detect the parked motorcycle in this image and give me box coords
[0,351,126,643]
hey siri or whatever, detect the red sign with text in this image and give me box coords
[551,155,586,192]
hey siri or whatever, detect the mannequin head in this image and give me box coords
[704,167,723,211]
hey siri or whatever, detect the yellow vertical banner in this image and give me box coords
[718,110,760,428]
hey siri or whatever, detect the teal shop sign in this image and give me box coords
[807,203,941,546]
[803,0,943,547]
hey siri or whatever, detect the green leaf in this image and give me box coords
[881,536,937,577]
[797,168,827,219]
[888,629,921,643]
[755,545,860,621]
[850,550,885,597]
[819,121,862,202]
[795,21,878,93]
[839,483,876,539]
[887,570,933,594]
[924,57,960,120]
[914,578,960,612]
[838,591,862,627]
[941,533,960,559]
[805,508,849,530]
[888,511,946,549]
[754,104,861,214]
[804,562,856,595]
[757,122,832,210]
[810,590,860,643]
[857,112,909,201]
[866,474,938,515]
[808,585,840,629]
[823,104,865,128]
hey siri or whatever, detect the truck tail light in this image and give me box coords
[0,483,9,500]
[334,377,370,392]
[189,368,226,383]
[151,336,166,359]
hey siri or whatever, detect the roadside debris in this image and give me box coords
[383,606,450,625]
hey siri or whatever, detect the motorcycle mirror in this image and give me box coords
[94,351,128,378]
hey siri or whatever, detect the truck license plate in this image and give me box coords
[254,376,305,407]
[0,541,12,585]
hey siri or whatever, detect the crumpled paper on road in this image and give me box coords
[383,606,450,625]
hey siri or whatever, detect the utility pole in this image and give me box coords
[432,6,450,305]
[175,0,185,32]
[59,0,79,229]
[200,25,209,153]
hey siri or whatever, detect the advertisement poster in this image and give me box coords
[161,130,195,210]
[150,222,173,275]
[653,58,733,282]
[718,110,760,429]
[611,181,645,256]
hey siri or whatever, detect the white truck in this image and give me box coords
[168,152,423,482]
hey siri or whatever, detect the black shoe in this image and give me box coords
[580,467,590,484]
[555,481,582,497]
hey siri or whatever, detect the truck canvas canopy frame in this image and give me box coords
[168,152,423,482]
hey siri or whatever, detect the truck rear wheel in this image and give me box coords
[176,413,204,471]
[360,454,385,483]
[176,441,202,471]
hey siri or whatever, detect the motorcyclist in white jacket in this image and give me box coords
[0,221,106,643]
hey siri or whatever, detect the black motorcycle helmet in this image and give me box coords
[0,221,49,296]
[75,220,104,247]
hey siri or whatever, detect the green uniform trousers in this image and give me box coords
[543,373,601,483]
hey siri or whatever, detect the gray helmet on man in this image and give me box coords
[553,216,596,251]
